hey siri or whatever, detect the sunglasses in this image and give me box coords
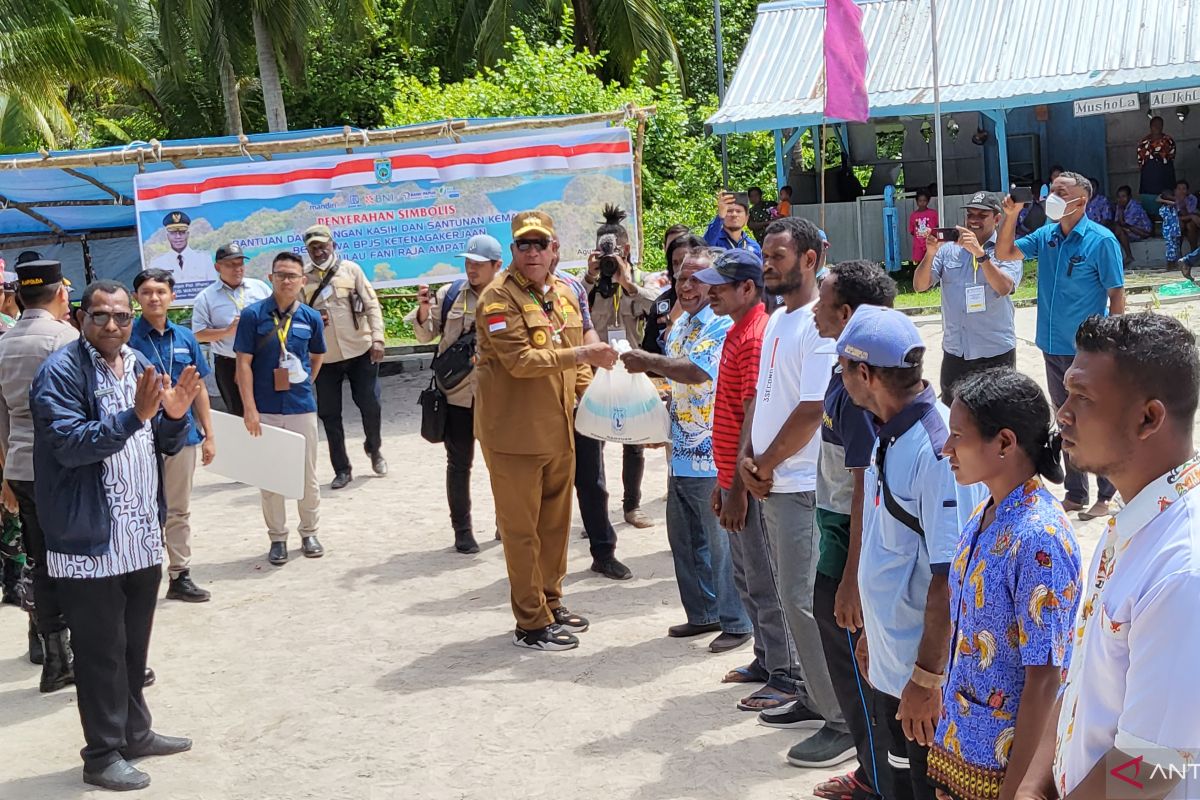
[84,310,134,327]
[515,238,551,253]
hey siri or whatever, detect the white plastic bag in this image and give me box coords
[574,347,670,445]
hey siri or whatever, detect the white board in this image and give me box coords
[204,410,305,499]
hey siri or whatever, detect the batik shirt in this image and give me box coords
[1054,456,1200,800]
[665,305,730,477]
[928,479,1080,800]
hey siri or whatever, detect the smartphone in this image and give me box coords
[933,227,960,242]
[1009,185,1035,204]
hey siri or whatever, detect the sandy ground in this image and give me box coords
[1,299,1189,800]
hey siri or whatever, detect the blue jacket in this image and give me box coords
[31,339,188,556]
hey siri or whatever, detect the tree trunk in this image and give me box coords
[251,9,288,132]
[571,0,598,54]
[218,54,243,136]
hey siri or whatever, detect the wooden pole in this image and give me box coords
[2,108,658,172]
[633,113,647,265]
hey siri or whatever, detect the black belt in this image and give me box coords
[214,354,237,361]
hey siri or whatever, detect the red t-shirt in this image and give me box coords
[712,303,769,490]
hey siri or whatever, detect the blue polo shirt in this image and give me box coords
[704,216,763,256]
[233,297,326,415]
[858,384,987,699]
[128,317,210,446]
[1015,215,1124,356]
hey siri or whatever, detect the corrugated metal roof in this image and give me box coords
[709,0,1200,133]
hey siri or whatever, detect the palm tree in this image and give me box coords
[156,0,252,135]
[396,0,682,86]
[0,0,148,149]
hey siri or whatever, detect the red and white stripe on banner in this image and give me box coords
[133,128,633,212]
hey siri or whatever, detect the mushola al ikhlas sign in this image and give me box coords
[133,127,639,304]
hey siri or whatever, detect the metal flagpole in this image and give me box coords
[929,0,945,219]
[714,0,730,187]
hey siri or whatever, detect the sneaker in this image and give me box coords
[590,557,633,581]
[552,606,590,632]
[512,624,579,651]
[786,725,857,769]
[758,701,825,730]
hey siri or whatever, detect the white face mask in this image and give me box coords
[1045,193,1080,222]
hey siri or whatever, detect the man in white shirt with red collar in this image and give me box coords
[1019,312,1200,800]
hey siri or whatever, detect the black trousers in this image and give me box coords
[444,403,475,535]
[573,432,618,560]
[814,574,892,800]
[938,348,1016,405]
[876,691,936,800]
[58,564,161,771]
[213,354,244,417]
[621,443,645,512]
[315,349,383,474]
[8,479,66,634]
[1044,353,1116,505]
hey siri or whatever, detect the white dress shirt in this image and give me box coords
[1054,455,1200,798]
[149,245,214,299]
[46,343,163,580]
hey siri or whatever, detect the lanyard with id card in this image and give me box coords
[605,287,628,347]
[965,257,986,314]
[273,313,293,391]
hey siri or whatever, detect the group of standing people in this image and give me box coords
[0,223,394,790]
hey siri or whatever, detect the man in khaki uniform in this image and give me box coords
[407,234,503,554]
[475,211,617,651]
[301,224,387,490]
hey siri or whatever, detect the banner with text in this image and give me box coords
[133,127,638,303]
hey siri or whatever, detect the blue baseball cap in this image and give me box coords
[693,249,764,287]
[836,305,925,368]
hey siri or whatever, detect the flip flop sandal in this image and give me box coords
[736,687,796,711]
[722,664,769,684]
[814,772,872,800]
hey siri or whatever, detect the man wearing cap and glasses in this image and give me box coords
[475,210,618,651]
[406,234,503,554]
[191,242,272,416]
[148,211,214,298]
[912,191,1023,403]
[0,259,79,692]
[835,306,985,800]
[301,224,387,490]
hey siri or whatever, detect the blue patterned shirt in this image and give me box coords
[665,305,730,477]
[929,479,1081,795]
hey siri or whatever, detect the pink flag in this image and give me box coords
[824,0,870,123]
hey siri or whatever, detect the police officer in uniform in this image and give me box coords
[475,211,617,651]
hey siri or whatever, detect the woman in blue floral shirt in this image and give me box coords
[930,368,1081,800]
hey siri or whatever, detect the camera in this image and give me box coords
[598,234,619,278]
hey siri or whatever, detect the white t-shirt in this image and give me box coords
[749,300,837,493]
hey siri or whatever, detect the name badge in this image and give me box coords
[606,328,628,347]
[319,285,334,302]
[173,347,190,354]
[293,322,312,331]
[965,284,986,314]
[94,386,116,398]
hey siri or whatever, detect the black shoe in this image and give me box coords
[512,624,579,651]
[786,725,857,768]
[268,542,288,566]
[301,536,324,558]
[454,531,480,554]
[667,621,722,638]
[369,451,388,476]
[144,667,156,687]
[122,732,192,760]
[83,759,150,791]
[758,701,825,730]
[330,471,352,490]
[552,606,590,632]
[708,631,752,653]
[28,617,44,665]
[590,557,633,581]
[166,571,211,603]
[39,628,74,693]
